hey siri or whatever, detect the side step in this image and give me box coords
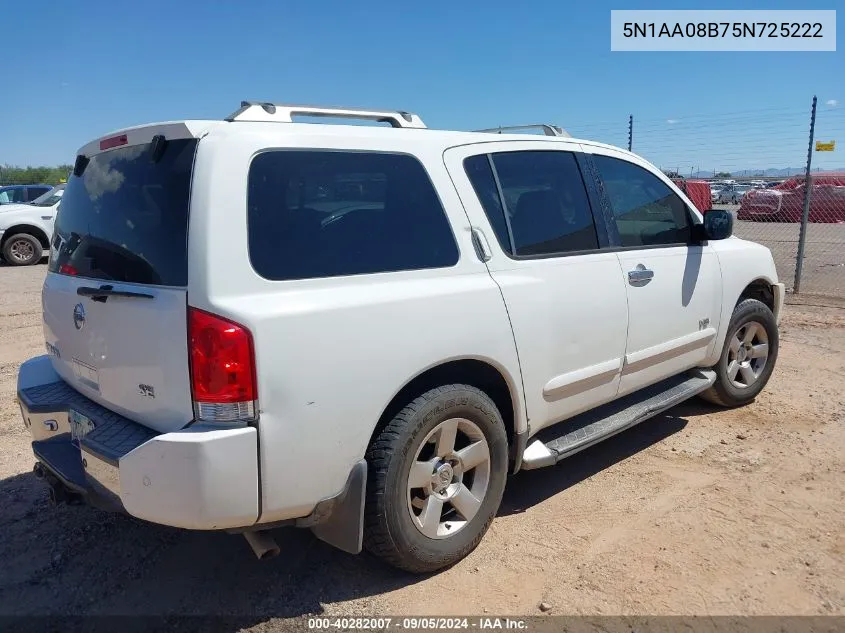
[521,370,716,470]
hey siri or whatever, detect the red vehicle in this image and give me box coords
[671,178,711,213]
[738,173,845,223]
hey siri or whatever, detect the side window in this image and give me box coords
[464,155,511,253]
[466,150,598,257]
[593,155,692,247]
[247,151,459,280]
[27,187,50,201]
[5,188,27,203]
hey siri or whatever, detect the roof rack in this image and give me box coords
[226,102,427,129]
[473,124,570,138]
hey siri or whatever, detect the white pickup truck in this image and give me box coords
[0,184,64,266]
[17,103,783,573]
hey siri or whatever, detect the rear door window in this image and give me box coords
[465,150,598,257]
[463,155,511,253]
[49,139,197,286]
[247,151,459,280]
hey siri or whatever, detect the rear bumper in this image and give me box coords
[18,355,259,530]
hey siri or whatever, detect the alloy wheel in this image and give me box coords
[406,417,491,539]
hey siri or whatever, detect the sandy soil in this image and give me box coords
[0,263,843,624]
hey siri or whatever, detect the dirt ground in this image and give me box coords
[0,263,843,624]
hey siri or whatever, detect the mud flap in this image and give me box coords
[301,459,367,554]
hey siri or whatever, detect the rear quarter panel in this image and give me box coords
[187,126,524,523]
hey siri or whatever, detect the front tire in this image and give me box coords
[364,384,509,573]
[2,233,42,266]
[700,298,779,407]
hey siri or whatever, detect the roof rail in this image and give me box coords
[226,102,427,129]
[473,124,570,138]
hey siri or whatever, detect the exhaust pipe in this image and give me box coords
[48,481,67,506]
[243,530,280,560]
[45,478,83,506]
[33,463,46,479]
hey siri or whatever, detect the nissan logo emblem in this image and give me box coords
[73,303,86,330]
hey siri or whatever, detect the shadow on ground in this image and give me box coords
[0,257,48,268]
[0,402,713,625]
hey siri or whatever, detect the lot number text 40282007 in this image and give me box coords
[307,617,529,630]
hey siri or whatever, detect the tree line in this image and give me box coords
[0,165,73,186]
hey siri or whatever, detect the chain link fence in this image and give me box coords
[570,97,845,298]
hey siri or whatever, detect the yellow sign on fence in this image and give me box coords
[815,140,836,152]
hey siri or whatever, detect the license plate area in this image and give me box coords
[69,409,96,446]
[71,358,100,393]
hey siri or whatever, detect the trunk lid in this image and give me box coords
[43,135,198,433]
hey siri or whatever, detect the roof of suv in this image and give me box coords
[75,102,632,160]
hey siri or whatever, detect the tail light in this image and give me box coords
[188,307,258,424]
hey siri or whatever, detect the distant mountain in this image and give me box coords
[691,167,845,178]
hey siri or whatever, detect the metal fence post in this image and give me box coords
[627,115,633,151]
[793,95,817,294]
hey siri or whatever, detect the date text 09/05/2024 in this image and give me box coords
[307,617,529,630]
[622,22,823,39]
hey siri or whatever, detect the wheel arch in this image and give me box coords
[370,357,526,469]
[738,278,775,313]
[1,224,50,250]
[704,266,781,368]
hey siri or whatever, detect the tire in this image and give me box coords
[2,233,42,266]
[364,384,509,573]
[700,298,779,407]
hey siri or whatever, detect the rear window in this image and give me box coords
[247,150,459,280]
[49,138,197,286]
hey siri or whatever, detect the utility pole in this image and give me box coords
[627,115,633,152]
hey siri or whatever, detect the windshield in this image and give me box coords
[29,185,65,207]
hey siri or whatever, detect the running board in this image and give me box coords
[521,370,716,470]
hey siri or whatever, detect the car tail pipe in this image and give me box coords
[35,463,82,506]
[243,530,280,560]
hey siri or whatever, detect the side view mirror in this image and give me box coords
[699,209,733,240]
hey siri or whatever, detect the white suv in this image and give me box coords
[17,103,784,573]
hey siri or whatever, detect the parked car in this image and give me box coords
[716,183,752,204]
[710,184,723,203]
[738,174,845,222]
[0,184,52,205]
[0,184,64,265]
[17,102,783,573]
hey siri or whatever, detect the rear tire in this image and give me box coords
[364,384,508,573]
[2,233,42,266]
[700,298,779,407]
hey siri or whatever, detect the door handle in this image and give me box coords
[628,264,654,284]
[470,227,492,262]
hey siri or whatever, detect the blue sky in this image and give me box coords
[2,0,842,173]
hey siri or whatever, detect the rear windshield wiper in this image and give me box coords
[76,285,154,302]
